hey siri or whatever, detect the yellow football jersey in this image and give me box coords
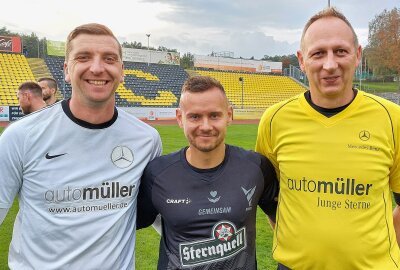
[256,91,400,270]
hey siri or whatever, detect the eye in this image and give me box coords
[75,55,90,62]
[336,49,347,56]
[188,114,199,121]
[210,113,219,119]
[104,55,118,63]
[311,51,323,58]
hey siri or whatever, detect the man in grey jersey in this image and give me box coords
[16,81,46,114]
[0,23,162,269]
[137,76,278,269]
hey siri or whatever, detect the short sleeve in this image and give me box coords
[0,126,23,208]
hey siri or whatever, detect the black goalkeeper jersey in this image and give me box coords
[138,145,278,269]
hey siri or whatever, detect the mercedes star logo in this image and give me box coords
[111,146,134,168]
[359,130,370,141]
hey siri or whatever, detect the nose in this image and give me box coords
[322,51,338,71]
[90,57,105,74]
[199,118,212,131]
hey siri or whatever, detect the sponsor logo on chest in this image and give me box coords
[179,221,246,267]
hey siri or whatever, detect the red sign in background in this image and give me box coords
[0,36,22,53]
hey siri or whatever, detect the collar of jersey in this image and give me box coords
[298,90,364,127]
[180,145,230,182]
[62,99,118,129]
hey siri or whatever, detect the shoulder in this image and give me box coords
[227,145,276,180]
[116,109,160,139]
[362,91,400,113]
[259,94,301,126]
[2,104,61,139]
[144,149,182,177]
[227,145,267,167]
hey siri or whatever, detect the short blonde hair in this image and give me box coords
[300,7,359,50]
[65,23,122,61]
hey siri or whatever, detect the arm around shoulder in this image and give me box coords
[137,165,159,229]
[393,205,400,246]
[258,155,279,225]
[393,192,400,246]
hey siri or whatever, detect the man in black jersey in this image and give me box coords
[138,76,279,270]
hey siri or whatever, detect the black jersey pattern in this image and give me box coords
[138,145,278,270]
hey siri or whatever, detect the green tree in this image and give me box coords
[0,27,15,36]
[180,52,194,69]
[157,46,177,52]
[366,7,400,87]
[122,41,144,49]
[21,32,41,58]
[262,54,299,70]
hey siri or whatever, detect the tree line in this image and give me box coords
[365,7,399,84]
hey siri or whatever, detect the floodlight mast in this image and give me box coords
[146,34,151,66]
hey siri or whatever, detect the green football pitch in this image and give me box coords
[0,124,277,270]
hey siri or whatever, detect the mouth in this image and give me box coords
[197,133,216,139]
[87,80,108,85]
[322,76,340,83]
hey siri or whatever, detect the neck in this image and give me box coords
[186,144,226,169]
[32,100,46,112]
[69,97,115,124]
[310,88,355,109]
[45,96,57,105]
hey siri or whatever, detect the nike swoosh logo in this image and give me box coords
[45,153,67,159]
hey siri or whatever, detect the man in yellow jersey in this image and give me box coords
[256,7,400,270]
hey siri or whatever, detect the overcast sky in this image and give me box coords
[1,0,398,59]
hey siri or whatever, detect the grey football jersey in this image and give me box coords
[0,100,162,269]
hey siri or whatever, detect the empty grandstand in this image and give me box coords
[0,51,309,120]
[0,53,35,106]
[195,69,306,109]
[1,38,312,121]
[44,56,187,108]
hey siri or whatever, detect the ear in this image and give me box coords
[176,108,184,128]
[297,50,306,72]
[120,63,125,83]
[227,105,233,126]
[355,45,362,67]
[25,91,31,101]
[64,61,71,83]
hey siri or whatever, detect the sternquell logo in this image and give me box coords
[111,146,134,168]
[359,130,370,141]
[179,221,246,267]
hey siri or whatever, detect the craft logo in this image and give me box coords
[166,198,192,204]
[179,221,246,267]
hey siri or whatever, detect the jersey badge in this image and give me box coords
[359,130,370,141]
[111,146,134,168]
[241,186,256,211]
[45,152,67,159]
[208,190,221,203]
[179,221,246,267]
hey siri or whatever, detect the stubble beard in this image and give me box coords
[189,133,224,153]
